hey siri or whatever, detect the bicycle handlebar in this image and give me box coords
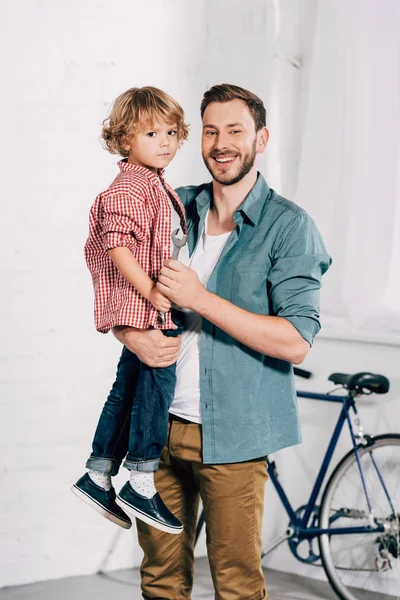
[293,367,312,379]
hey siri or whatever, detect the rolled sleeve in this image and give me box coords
[102,192,148,253]
[268,214,332,346]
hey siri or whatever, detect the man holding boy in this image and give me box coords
[114,84,331,600]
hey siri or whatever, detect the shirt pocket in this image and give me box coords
[231,267,270,314]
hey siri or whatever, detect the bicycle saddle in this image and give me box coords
[328,372,390,394]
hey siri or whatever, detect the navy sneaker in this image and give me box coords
[71,473,132,530]
[116,482,183,535]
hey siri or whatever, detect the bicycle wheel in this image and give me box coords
[319,434,400,600]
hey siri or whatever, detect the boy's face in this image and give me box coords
[125,118,179,173]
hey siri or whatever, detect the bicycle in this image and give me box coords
[195,368,399,600]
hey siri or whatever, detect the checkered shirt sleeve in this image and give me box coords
[84,161,187,334]
[102,191,149,254]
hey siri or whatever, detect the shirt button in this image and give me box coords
[163,245,168,251]
[164,217,169,222]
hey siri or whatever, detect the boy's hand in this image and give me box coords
[149,286,172,312]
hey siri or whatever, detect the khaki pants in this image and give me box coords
[137,417,269,600]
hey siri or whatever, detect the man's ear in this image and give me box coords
[256,127,269,154]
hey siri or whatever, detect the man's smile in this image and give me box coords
[212,154,238,166]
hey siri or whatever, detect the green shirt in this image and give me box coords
[176,173,331,463]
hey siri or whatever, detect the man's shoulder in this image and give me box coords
[266,188,323,237]
[174,183,209,207]
[268,188,308,220]
[267,189,329,256]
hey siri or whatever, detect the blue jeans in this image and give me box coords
[86,310,184,475]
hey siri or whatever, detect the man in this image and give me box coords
[113,84,331,600]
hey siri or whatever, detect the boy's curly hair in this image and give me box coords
[102,87,189,157]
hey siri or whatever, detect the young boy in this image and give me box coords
[72,87,189,534]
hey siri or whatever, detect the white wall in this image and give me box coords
[0,0,210,587]
[1,0,399,590]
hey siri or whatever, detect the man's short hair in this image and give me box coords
[102,86,189,157]
[200,84,266,132]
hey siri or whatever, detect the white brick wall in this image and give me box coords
[0,0,284,587]
[0,0,210,587]
[2,0,399,590]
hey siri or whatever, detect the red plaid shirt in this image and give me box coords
[84,160,187,333]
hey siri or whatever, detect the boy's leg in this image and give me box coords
[86,346,140,475]
[117,311,185,532]
[137,420,200,600]
[123,361,177,472]
[124,310,184,473]
[194,457,269,600]
[116,359,183,533]
[72,346,140,529]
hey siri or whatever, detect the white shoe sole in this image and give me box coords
[71,485,132,530]
[115,496,183,535]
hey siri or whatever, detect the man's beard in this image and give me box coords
[202,138,257,186]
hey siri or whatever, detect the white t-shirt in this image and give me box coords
[169,212,231,423]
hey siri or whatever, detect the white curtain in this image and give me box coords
[295,0,400,343]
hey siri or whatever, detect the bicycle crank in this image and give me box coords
[287,505,321,564]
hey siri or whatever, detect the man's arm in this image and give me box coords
[157,262,308,364]
[192,290,308,364]
[158,211,331,365]
[112,326,181,368]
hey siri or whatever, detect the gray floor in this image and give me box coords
[0,557,340,600]
[3,557,395,600]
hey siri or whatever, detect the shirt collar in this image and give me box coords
[195,172,271,227]
[118,159,165,186]
[235,172,270,226]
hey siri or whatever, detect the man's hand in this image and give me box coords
[157,259,207,310]
[112,327,181,367]
[149,286,172,312]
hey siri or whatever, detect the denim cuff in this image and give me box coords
[123,457,160,472]
[85,456,121,476]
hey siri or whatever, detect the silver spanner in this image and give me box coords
[171,227,187,260]
[157,228,187,325]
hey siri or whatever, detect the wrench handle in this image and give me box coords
[157,311,167,326]
[171,246,181,260]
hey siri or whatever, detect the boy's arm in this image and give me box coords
[108,247,171,313]
[102,190,172,313]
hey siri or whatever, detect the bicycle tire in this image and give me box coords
[319,434,400,600]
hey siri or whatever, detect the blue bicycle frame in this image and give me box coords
[268,390,385,550]
[194,388,388,554]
